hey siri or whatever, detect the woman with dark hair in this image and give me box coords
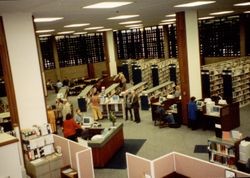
[63,113,81,141]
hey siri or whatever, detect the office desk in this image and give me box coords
[88,123,124,167]
[200,102,240,137]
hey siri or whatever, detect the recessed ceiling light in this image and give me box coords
[198,16,215,20]
[119,20,142,25]
[84,26,104,30]
[36,29,55,33]
[97,28,113,32]
[125,24,143,28]
[64,23,90,28]
[74,32,87,35]
[57,31,75,35]
[108,15,139,20]
[34,17,64,22]
[209,11,234,15]
[244,11,250,13]
[83,2,133,9]
[39,34,52,37]
[174,1,215,7]
[161,19,176,22]
[165,14,176,17]
[234,2,250,6]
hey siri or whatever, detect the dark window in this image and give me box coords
[39,37,55,69]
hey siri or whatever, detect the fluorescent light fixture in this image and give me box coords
[165,14,176,17]
[84,26,104,30]
[198,16,215,20]
[97,28,113,32]
[125,24,143,28]
[57,31,75,35]
[108,14,139,20]
[209,11,234,15]
[234,2,250,6]
[36,29,55,33]
[83,2,133,8]
[159,22,175,25]
[244,11,250,13]
[34,17,64,22]
[174,1,215,7]
[74,32,87,35]
[161,19,176,22]
[119,20,142,25]
[64,23,90,28]
[39,34,52,37]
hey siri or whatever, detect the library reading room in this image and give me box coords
[1,0,250,178]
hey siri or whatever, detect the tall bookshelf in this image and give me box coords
[201,57,250,107]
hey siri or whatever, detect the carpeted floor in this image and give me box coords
[194,145,209,153]
[104,139,147,169]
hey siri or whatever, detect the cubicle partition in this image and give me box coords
[126,153,152,178]
[77,149,94,178]
[53,134,70,167]
[126,151,250,178]
[53,134,95,178]
[152,153,175,178]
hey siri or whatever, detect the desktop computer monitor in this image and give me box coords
[218,99,227,105]
[112,95,120,102]
[81,117,93,127]
[196,101,204,107]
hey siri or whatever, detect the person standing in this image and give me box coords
[56,98,64,126]
[63,113,81,142]
[62,98,72,121]
[125,90,133,121]
[90,91,103,121]
[132,90,141,123]
[188,96,198,130]
[47,105,57,133]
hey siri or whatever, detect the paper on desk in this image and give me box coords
[62,168,74,174]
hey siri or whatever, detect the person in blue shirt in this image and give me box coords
[188,96,198,130]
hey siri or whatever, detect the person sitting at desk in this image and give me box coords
[156,105,176,126]
[74,108,83,123]
[63,113,82,142]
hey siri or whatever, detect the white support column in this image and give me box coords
[185,10,202,99]
[105,30,117,76]
[2,12,47,128]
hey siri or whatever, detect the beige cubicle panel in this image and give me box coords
[77,149,95,178]
[152,153,175,178]
[69,140,88,170]
[53,134,70,167]
[126,153,152,178]
[174,152,250,178]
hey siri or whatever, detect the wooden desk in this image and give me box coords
[88,123,124,167]
[201,102,240,131]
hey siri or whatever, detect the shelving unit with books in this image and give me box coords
[201,57,250,107]
[208,136,241,169]
[140,81,175,110]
